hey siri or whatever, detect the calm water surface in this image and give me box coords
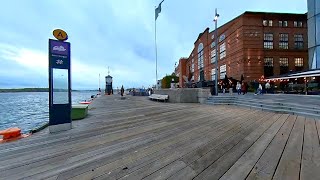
[0,91,97,133]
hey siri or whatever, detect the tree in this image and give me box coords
[161,74,179,88]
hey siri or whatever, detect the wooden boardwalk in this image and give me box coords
[0,95,319,180]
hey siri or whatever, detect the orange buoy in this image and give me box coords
[0,127,30,143]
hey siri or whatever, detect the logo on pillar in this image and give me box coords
[53,29,68,41]
[56,59,63,65]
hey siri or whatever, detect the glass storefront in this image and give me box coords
[308,0,320,69]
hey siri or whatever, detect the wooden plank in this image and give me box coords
[272,116,305,180]
[317,120,320,145]
[164,112,271,180]
[1,105,208,161]
[0,108,196,163]
[166,166,196,180]
[121,112,273,180]
[219,114,289,180]
[89,109,262,179]
[55,112,228,179]
[0,103,189,150]
[193,114,281,180]
[300,118,320,180]
[143,161,187,180]
[246,115,297,180]
[1,111,216,179]
[4,107,242,179]
[166,112,274,180]
[62,108,255,180]
[0,106,192,154]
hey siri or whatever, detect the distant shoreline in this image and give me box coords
[0,88,99,93]
[0,88,49,93]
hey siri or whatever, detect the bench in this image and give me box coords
[148,94,169,102]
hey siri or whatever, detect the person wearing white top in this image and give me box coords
[258,83,263,94]
[265,82,270,94]
[236,82,241,95]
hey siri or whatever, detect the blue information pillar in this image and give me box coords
[48,39,71,133]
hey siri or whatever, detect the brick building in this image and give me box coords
[176,11,308,88]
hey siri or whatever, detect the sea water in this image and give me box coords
[0,91,96,133]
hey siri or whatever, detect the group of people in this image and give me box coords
[253,81,271,95]
[221,81,248,95]
[236,81,248,95]
[221,80,272,95]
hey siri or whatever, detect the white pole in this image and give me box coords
[155,7,158,89]
[214,8,219,95]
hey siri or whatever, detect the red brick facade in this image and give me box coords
[177,12,308,88]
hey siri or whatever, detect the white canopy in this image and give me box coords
[265,69,320,80]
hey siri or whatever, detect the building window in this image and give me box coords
[211,68,216,80]
[263,20,268,26]
[269,20,273,26]
[264,57,274,77]
[295,58,304,71]
[219,34,226,42]
[263,20,273,26]
[220,64,227,79]
[197,43,204,70]
[279,21,288,27]
[211,42,216,48]
[294,21,303,27]
[294,34,304,49]
[219,42,226,59]
[264,33,273,49]
[191,63,194,72]
[211,49,216,63]
[279,58,289,75]
[279,33,289,49]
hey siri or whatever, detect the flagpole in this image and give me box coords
[155,6,158,89]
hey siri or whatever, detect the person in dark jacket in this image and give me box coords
[253,80,259,95]
[120,85,124,96]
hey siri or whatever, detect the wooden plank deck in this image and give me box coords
[0,95,319,180]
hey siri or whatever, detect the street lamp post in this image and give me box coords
[214,8,219,95]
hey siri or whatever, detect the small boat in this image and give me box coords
[79,101,91,104]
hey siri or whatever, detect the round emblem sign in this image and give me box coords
[53,29,68,41]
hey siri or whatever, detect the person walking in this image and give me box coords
[265,81,270,94]
[222,83,226,94]
[236,82,241,95]
[120,85,124,97]
[254,80,259,95]
[258,83,263,95]
[241,82,245,95]
[229,83,233,95]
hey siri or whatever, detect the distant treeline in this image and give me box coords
[0,88,49,93]
[0,88,99,93]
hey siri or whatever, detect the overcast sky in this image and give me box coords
[0,0,307,90]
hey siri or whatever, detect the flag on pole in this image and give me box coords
[155,0,164,20]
